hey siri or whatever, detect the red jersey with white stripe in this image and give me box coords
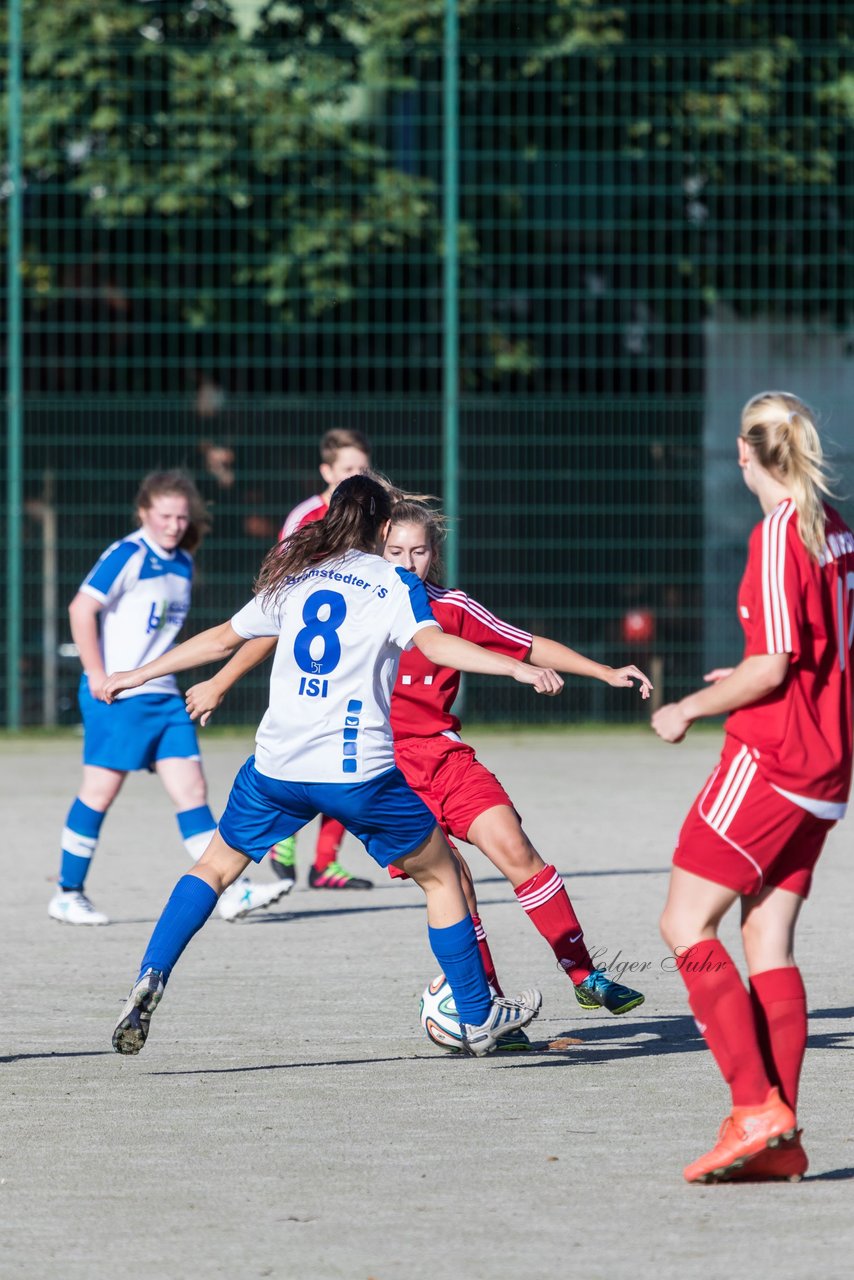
[391,582,533,739]
[725,499,854,813]
[279,495,328,542]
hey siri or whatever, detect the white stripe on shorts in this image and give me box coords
[697,750,764,886]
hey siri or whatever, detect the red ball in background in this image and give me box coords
[622,609,655,644]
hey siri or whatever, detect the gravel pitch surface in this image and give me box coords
[3,729,853,1279]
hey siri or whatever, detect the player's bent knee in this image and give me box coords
[659,909,684,951]
[505,844,541,878]
[659,913,673,948]
[194,833,249,891]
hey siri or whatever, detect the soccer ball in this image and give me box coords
[419,974,463,1049]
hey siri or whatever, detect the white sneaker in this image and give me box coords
[48,888,109,926]
[217,877,293,922]
[460,988,542,1057]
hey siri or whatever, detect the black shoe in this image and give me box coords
[308,861,373,890]
[268,837,297,887]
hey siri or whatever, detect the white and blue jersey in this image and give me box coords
[79,530,193,698]
[230,549,439,783]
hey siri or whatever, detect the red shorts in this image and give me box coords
[674,736,835,898]
[388,736,516,880]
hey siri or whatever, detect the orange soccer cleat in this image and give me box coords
[683,1087,798,1184]
[726,1130,808,1183]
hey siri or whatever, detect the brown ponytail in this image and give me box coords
[255,472,391,603]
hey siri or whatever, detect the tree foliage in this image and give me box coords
[2,0,853,393]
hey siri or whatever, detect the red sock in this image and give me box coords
[471,914,502,997]
[514,865,593,985]
[677,940,771,1107]
[313,815,346,873]
[749,967,807,1112]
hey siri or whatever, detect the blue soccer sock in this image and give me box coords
[59,798,107,890]
[138,874,219,984]
[176,804,217,861]
[428,915,492,1026]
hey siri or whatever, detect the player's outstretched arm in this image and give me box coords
[414,627,564,695]
[185,636,278,725]
[529,635,652,700]
[102,621,247,703]
[652,652,789,744]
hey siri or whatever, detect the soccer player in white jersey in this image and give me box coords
[49,470,287,927]
[191,496,653,1032]
[270,427,375,890]
[104,474,559,1057]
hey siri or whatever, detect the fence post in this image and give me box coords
[5,0,23,729]
[442,0,459,588]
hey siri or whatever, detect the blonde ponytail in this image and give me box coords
[740,391,834,560]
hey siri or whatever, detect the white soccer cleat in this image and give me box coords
[217,877,293,922]
[48,888,109,926]
[460,988,543,1057]
[112,968,165,1055]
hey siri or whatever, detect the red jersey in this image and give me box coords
[279,495,328,541]
[391,581,533,739]
[725,499,854,814]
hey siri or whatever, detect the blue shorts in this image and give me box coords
[218,757,437,867]
[80,678,200,772]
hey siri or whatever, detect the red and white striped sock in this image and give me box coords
[470,913,503,996]
[514,864,594,984]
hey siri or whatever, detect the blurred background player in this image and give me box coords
[106,474,558,1057]
[48,469,288,927]
[654,391,854,1184]
[269,427,375,891]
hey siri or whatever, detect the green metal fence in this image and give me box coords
[4,2,854,728]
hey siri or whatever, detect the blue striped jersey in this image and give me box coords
[79,530,193,698]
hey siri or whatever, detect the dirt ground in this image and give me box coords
[3,728,852,1279]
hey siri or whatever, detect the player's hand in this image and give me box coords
[513,664,564,696]
[185,679,224,727]
[704,668,734,684]
[604,665,653,700]
[86,672,110,702]
[651,702,691,743]
[102,670,146,703]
